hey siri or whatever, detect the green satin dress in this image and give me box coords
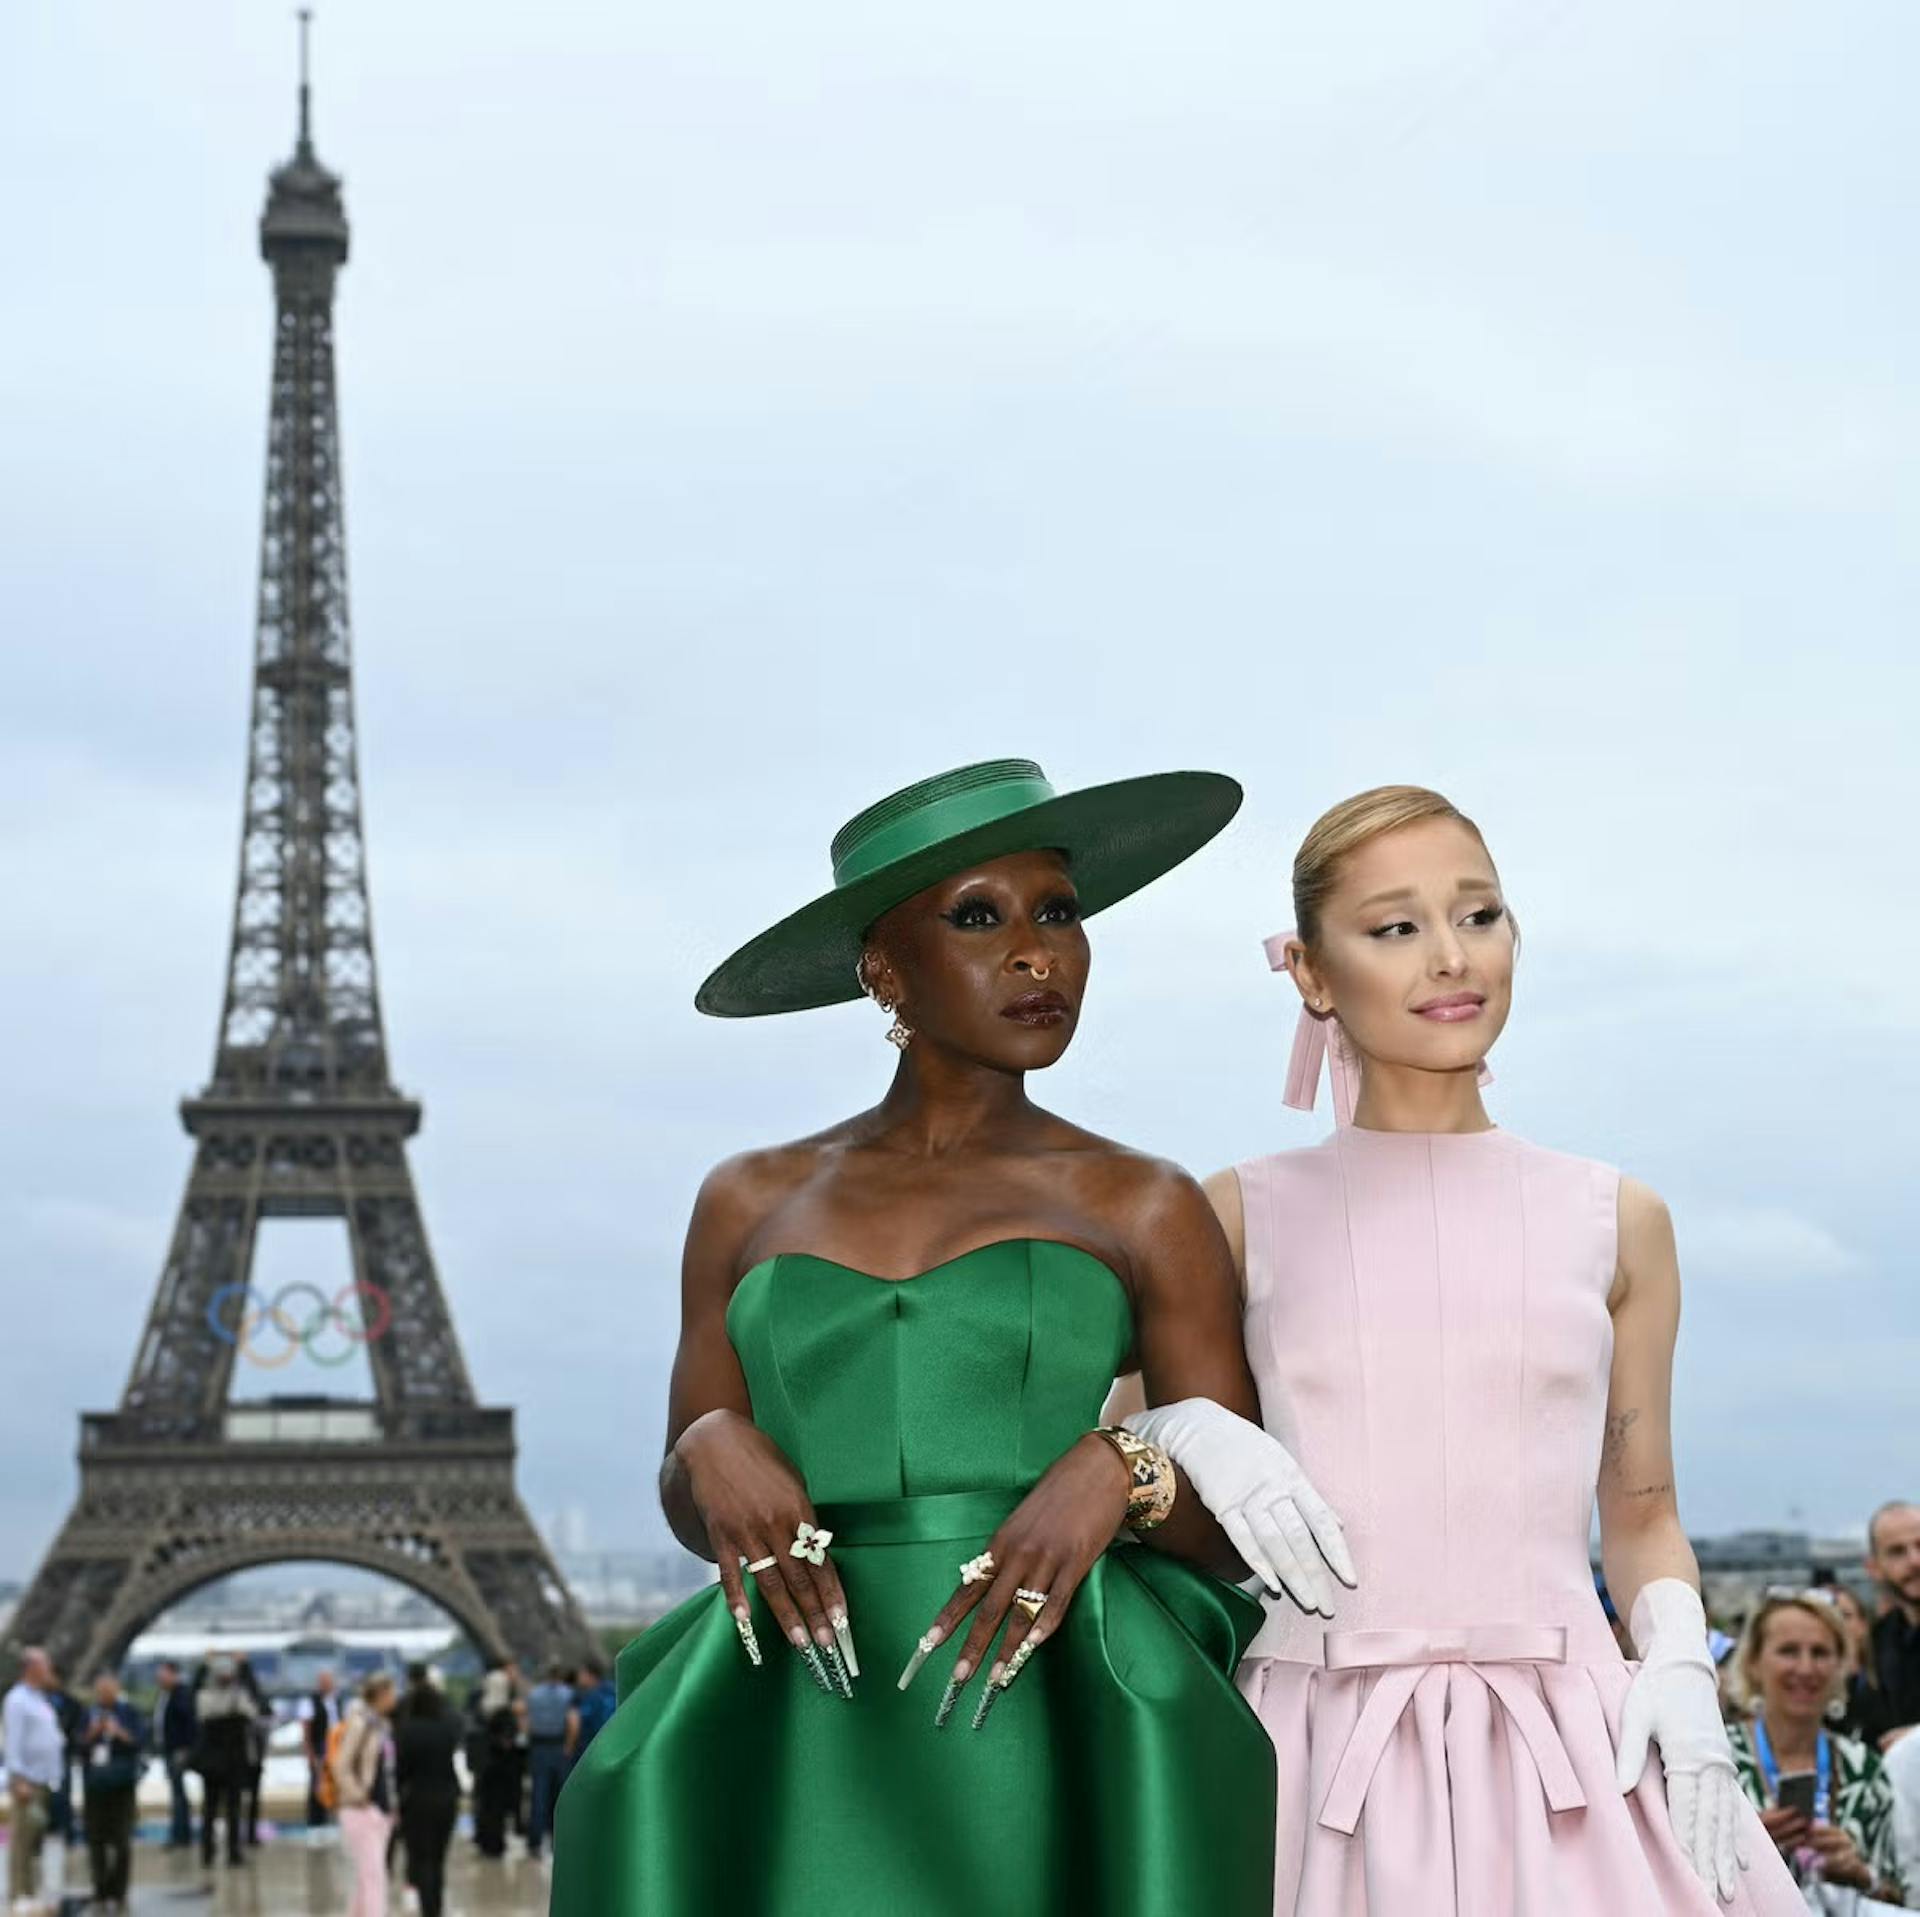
[552,1237,1277,1916]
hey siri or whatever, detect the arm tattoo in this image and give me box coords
[1601,1409,1640,1476]
[1623,1481,1673,1501]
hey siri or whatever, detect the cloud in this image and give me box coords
[1679,1206,1861,1285]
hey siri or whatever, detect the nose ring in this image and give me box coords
[1030,964,1051,981]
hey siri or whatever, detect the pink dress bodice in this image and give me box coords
[1232,1123,1805,1915]
[1239,1124,1620,1667]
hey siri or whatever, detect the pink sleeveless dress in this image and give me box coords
[1235,1124,1804,1916]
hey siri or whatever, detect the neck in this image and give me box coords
[871,1048,1040,1155]
[1759,1706,1823,1763]
[1348,1056,1493,1135]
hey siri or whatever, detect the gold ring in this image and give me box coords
[1014,1587,1049,1621]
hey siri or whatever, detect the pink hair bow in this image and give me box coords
[1265,930,1490,1127]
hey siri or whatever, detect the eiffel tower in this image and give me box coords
[4,28,592,1683]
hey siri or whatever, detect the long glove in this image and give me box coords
[1615,1578,1750,1905]
[1122,1397,1356,1616]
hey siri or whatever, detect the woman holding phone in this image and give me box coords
[1728,1593,1905,1905]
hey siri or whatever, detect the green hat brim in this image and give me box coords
[695,769,1242,1017]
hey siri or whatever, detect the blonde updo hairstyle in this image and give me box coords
[1729,1594,1848,1716]
[1292,784,1516,954]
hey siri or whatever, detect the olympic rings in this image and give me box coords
[206,1280,393,1367]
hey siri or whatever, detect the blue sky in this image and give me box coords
[2,0,1915,1578]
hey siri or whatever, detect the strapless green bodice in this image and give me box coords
[726,1237,1130,1503]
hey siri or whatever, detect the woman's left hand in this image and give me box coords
[1802,1822,1870,1888]
[906,1434,1131,1715]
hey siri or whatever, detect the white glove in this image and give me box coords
[1615,1578,1750,1905]
[1123,1396,1356,1616]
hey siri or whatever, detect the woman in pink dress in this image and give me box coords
[1127,785,1806,1914]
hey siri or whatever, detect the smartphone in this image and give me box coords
[1775,1770,1819,1820]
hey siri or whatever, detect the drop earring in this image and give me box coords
[856,955,913,1050]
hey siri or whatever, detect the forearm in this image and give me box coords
[658,1445,714,1560]
[1135,1470,1247,1581]
[1600,1503,1700,1643]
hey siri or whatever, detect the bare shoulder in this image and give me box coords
[689,1122,859,1266]
[1616,1176,1674,1254]
[1048,1127,1227,1267]
[1201,1166,1245,1270]
[1612,1176,1678,1312]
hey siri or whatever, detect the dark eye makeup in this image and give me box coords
[940,891,1082,930]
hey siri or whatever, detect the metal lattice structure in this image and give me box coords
[5,43,592,1682]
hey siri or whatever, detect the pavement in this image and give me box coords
[13,1824,552,1915]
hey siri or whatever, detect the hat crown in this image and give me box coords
[829,758,1056,889]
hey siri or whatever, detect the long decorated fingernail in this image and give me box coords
[898,1629,941,1692]
[1000,1638,1037,1688]
[830,1607,860,1680]
[731,1605,762,1668]
[823,1638,855,1698]
[933,1677,965,1728]
[970,1669,1007,1730]
[796,1642,835,1696]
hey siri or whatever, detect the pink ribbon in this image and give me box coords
[1265,930,1491,1127]
[1315,1623,1583,1835]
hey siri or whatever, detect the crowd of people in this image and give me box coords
[1587,1498,1920,1913]
[0,1640,617,1914]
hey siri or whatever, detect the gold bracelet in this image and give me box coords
[1088,1426,1177,1531]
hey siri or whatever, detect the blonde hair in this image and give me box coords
[1731,1594,1847,1713]
[1292,785,1495,948]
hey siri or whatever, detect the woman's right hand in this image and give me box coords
[1759,1804,1809,1853]
[675,1408,853,1668]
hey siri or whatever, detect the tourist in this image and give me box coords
[302,1666,339,1841]
[394,1668,461,1917]
[4,1647,64,1912]
[191,1653,253,1868]
[1868,1503,1920,1741]
[151,1659,197,1849]
[332,1672,398,1917]
[523,1659,572,1861]
[1727,1593,1905,1904]
[78,1670,146,1913]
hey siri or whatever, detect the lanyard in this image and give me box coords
[1754,1717,1832,1823]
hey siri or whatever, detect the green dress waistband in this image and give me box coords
[810,1488,1026,1545]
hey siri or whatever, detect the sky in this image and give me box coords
[2,0,1916,1587]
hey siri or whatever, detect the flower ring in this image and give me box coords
[789,1522,834,1565]
[959,1551,997,1585]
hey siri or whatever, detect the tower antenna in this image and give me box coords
[297,8,313,154]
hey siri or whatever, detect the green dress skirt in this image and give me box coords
[553,1237,1277,1916]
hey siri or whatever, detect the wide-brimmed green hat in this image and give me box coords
[695,757,1243,1017]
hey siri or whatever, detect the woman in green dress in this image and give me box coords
[553,758,1282,1916]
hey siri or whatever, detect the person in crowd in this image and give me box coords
[302,1667,339,1841]
[1154,784,1804,1912]
[502,1657,529,1841]
[1869,1503,1920,1745]
[47,1670,88,1860]
[523,1659,573,1862]
[4,1647,65,1912]
[1828,1583,1894,1745]
[469,1664,518,1860]
[332,1672,398,1917]
[1727,1592,1906,1904]
[191,1653,254,1868]
[563,1659,615,1774]
[151,1658,198,1849]
[232,1654,268,1845]
[78,1670,146,1913]
[1884,1720,1920,1904]
[394,1666,462,1917]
